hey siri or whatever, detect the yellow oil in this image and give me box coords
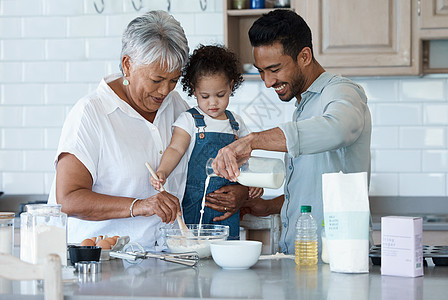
[295,240,318,265]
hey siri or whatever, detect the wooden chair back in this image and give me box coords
[0,253,62,300]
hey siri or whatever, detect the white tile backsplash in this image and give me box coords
[45,83,90,105]
[2,128,44,149]
[0,150,23,171]
[44,173,55,195]
[106,14,139,36]
[369,173,399,196]
[399,174,446,196]
[0,62,23,83]
[422,150,448,172]
[375,103,422,126]
[174,14,196,37]
[86,37,121,60]
[0,18,22,38]
[24,150,56,172]
[47,39,86,60]
[0,0,447,197]
[0,107,23,127]
[0,0,43,16]
[1,39,45,61]
[23,17,67,38]
[424,104,448,125]
[44,128,62,149]
[67,61,108,82]
[371,127,399,149]
[24,61,66,83]
[43,0,84,15]
[194,13,223,35]
[375,150,421,172]
[2,172,45,194]
[400,127,446,148]
[3,84,45,105]
[23,106,66,127]
[400,79,446,102]
[357,79,399,102]
[68,15,107,37]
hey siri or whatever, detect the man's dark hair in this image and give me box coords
[248,10,313,61]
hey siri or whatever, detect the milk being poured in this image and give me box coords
[198,156,285,232]
[198,175,211,230]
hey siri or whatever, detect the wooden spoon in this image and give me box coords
[144,162,191,236]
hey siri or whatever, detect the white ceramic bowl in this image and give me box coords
[210,240,262,269]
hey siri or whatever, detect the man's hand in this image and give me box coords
[205,184,249,221]
[240,195,285,220]
[239,197,271,219]
[212,134,254,181]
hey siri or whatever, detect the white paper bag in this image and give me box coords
[322,171,370,273]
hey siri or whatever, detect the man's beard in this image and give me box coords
[278,69,306,102]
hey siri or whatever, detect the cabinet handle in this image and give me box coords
[417,0,421,16]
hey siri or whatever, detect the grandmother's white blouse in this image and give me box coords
[48,73,189,249]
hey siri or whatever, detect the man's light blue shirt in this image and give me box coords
[278,72,371,254]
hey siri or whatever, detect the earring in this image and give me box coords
[123,75,129,86]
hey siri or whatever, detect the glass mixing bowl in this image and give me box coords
[160,224,229,258]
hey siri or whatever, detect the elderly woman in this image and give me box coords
[48,11,249,250]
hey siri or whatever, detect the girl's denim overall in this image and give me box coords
[182,108,240,239]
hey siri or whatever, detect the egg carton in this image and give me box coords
[369,245,448,266]
[100,236,130,260]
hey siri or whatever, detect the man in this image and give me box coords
[208,10,371,254]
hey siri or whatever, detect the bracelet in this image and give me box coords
[130,198,141,218]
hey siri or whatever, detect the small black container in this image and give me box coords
[68,245,101,264]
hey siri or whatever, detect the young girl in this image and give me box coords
[151,45,262,239]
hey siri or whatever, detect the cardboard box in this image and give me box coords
[381,216,423,277]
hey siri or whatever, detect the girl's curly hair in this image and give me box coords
[181,44,244,97]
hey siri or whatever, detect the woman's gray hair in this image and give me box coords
[119,10,189,73]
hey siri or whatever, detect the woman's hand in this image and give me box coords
[205,184,249,221]
[133,191,181,223]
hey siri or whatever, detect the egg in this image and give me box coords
[112,236,119,243]
[80,238,95,246]
[104,237,116,247]
[96,239,111,249]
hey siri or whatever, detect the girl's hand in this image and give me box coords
[248,187,263,199]
[150,171,166,191]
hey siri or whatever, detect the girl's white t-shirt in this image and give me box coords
[173,106,250,161]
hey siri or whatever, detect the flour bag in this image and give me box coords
[322,172,370,273]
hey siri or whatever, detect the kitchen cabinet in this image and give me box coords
[418,0,448,73]
[223,0,448,77]
[223,1,298,80]
[302,0,419,76]
[419,0,448,31]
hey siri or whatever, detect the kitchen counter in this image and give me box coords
[2,251,448,299]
